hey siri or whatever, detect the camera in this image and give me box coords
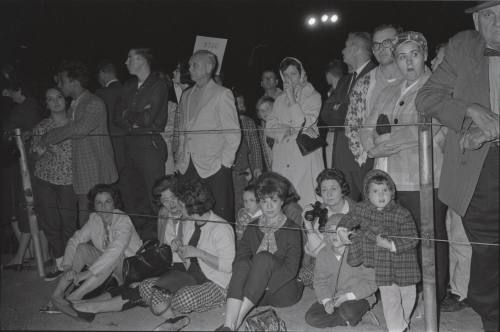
[304,201,329,233]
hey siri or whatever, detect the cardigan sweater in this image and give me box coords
[235,218,302,293]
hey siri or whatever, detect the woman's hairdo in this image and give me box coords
[315,168,350,197]
[174,177,215,216]
[254,171,300,205]
[87,183,123,211]
[152,175,178,207]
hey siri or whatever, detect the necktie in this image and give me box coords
[187,222,204,264]
[347,72,358,95]
[484,48,500,57]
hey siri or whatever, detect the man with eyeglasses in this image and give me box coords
[351,24,404,174]
[416,2,500,331]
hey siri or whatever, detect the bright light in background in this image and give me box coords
[321,14,329,22]
[330,14,339,23]
[307,17,317,26]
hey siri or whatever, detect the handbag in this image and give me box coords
[295,120,326,156]
[244,309,287,332]
[122,239,173,285]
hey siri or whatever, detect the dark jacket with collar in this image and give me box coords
[114,72,169,134]
[321,60,377,171]
[95,80,124,135]
[415,30,493,216]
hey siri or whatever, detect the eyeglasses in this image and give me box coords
[372,38,394,51]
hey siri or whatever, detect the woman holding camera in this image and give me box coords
[299,168,354,286]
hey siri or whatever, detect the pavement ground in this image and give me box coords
[0,258,483,331]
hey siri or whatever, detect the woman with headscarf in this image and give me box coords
[265,57,324,208]
[361,31,448,304]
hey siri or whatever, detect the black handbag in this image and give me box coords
[122,240,173,285]
[244,308,287,332]
[295,120,326,156]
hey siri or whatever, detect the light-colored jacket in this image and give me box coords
[265,83,324,206]
[314,245,377,306]
[62,210,142,276]
[362,71,444,191]
[181,211,235,288]
[175,80,241,178]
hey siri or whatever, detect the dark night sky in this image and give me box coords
[0,0,476,102]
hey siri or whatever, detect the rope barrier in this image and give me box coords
[42,205,499,247]
[5,121,449,138]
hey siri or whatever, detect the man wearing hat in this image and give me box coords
[416,2,500,331]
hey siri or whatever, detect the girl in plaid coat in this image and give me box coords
[337,169,420,332]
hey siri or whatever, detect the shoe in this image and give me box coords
[70,303,96,323]
[152,315,190,331]
[44,269,64,281]
[2,263,23,271]
[440,293,469,312]
[214,325,233,331]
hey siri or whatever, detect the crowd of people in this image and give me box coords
[1,2,499,332]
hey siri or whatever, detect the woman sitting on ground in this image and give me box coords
[216,173,303,331]
[49,184,142,309]
[74,177,235,331]
[299,168,354,287]
[69,175,181,318]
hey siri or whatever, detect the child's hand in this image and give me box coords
[376,234,393,250]
[333,293,350,307]
[324,300,335,314]
[336,227,352,244]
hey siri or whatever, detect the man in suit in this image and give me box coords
[321,32,376,201]
[176,50,241,223]
[114,48,169,240]
[416,3,499,331]
[95,61,125,177]
[42,60,117,227]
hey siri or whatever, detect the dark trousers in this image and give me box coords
[184,159,235,224]
[343,162,373,202]
[33,177,77,258]
[305,299,369,328]
[462,147,498,332]
[227,252,303,307]
[398,189,449,302]
[122,135,167,240]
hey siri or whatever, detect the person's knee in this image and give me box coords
[338,300,369,326]
[252,251,274,270]
[172,288,195,314]
[233,258,251,272]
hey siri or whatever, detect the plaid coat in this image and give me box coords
[338,169,420,287]
[339,200,421,286]
[43,90,117,195]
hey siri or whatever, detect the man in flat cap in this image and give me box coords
[416,2,500,331]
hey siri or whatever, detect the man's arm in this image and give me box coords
[126,80,169,132]
[43,98,104,145]
[219,89,241,168]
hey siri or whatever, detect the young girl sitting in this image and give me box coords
[235,184,262,241]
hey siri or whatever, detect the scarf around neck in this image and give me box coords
[256,213,287,254]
